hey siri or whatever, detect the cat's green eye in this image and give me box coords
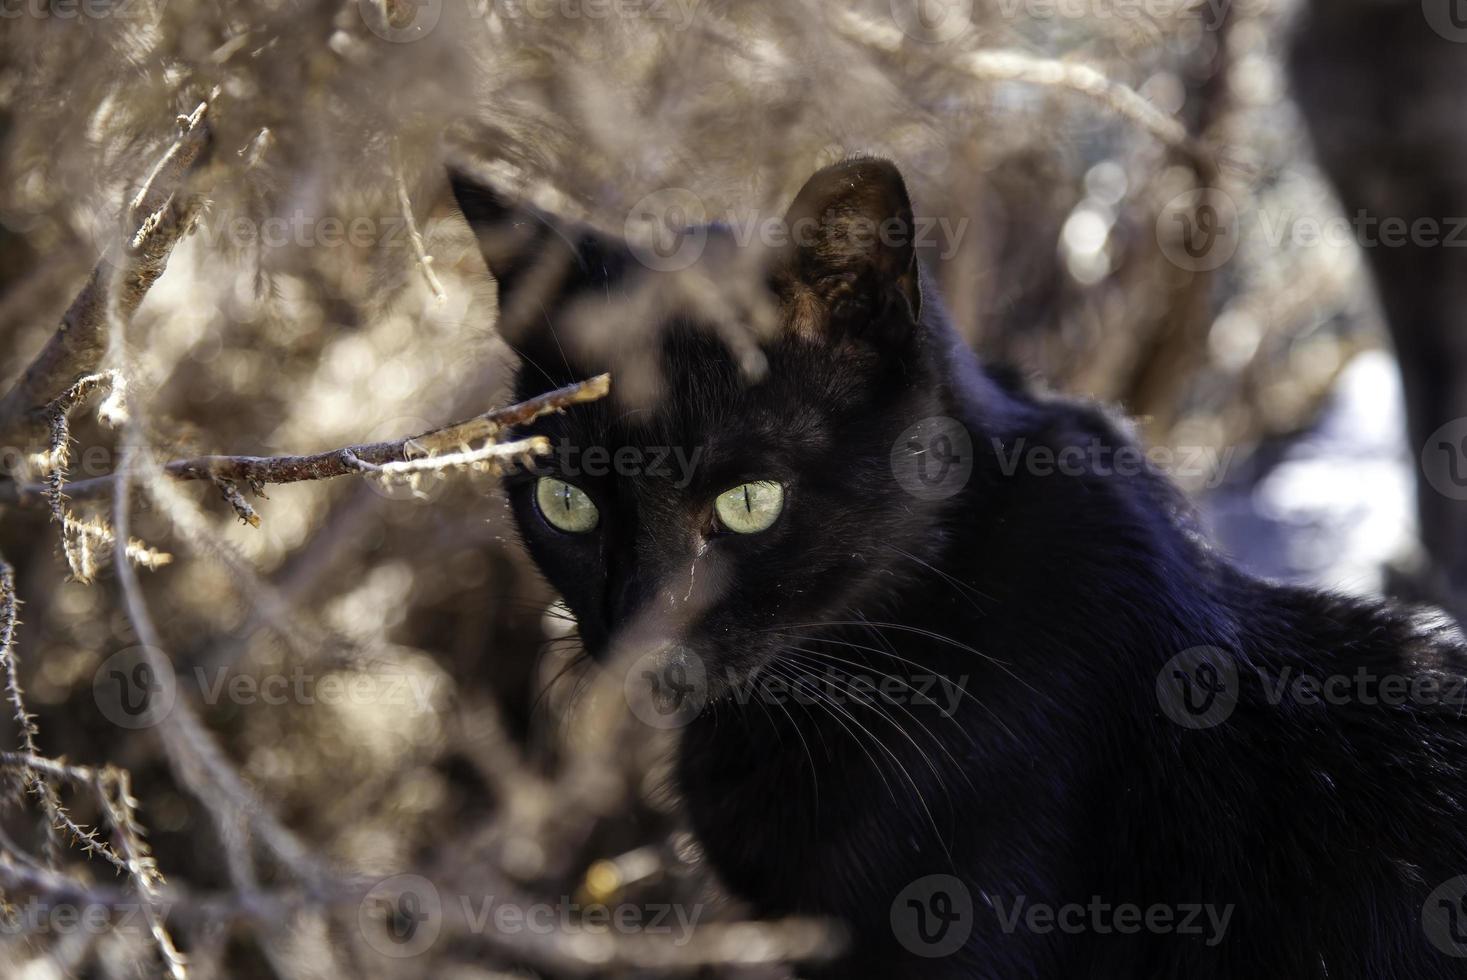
[713,481,785,535]
[535,477,599,534]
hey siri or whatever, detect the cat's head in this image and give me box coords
[451,158,965,695]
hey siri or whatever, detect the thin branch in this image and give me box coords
[113,446,337,894]
[830,8,1224,180]
[94,767,188,980]
[0,550,130,872]
[3,373,610,506]
[393,162,447,302]
[0,99,212,448]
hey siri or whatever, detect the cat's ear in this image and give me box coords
[448,167,566,323]
[777,157,922,343]
[448,166,620,350]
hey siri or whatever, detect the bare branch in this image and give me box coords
[0,99,212,447]
[112,447,337,893]
[3,373,610,507]
[94,768,188,980]
[830,9,1225,180]
[393,162,447,303]
[0,549,131,872]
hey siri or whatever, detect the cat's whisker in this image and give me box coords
[777,645,978,765]
[772,619,1006,665]
[773,619,1053,710]
[778,648,974,805]
[764,658,902,808]
[749,659,823,809]
[772,631,1025,746]
[882,544,998,608]
[768,657,950,856]
[766,658,950,854]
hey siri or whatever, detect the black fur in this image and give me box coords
[451,158,1467,979]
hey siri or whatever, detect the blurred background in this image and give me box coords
[0,0,1464,976]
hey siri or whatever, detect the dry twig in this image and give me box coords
[0,99,212,448]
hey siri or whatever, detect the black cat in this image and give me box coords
[451,157,1467,979]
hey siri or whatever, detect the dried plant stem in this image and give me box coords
[94,768,188,980]
[5,374,610,507]
[830,8,1222,177]
[113,448,336,893]
[0,100,211,448]
[394,164,447,302]
[0,550,130,872]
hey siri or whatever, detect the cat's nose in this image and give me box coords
[604,545,724,637]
